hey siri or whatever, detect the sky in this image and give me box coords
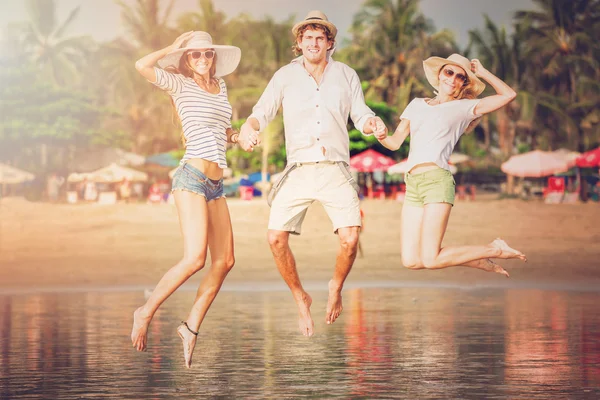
[0,0,536,48]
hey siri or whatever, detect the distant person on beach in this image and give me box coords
[131,30,241,368]
[237,11,387,336]
[375,54,527,276]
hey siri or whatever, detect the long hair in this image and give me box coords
[438,64,482,132]
[165,47,219,145]
[292,24,336,56]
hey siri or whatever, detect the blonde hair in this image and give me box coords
[292,24,335,56]
[165,48,219,145]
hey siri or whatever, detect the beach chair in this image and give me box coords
[544,176,565,204]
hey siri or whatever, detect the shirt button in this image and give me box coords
[316,105,319,108]
[317,138,320,141]
[316,88,320,91]
[317,121,320,124]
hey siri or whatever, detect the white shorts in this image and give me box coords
[268,162,361,235]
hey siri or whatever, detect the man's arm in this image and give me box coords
[347,69,379,135]
[239,72,283,151]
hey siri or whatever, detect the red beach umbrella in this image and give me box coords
[576,147,600,168]
[350,149,396,172]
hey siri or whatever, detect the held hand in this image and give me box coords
[373,118,388,140]
[470,59,488,78]
[238,123,261,152]
[169,31,195,52]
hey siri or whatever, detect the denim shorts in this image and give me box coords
[404,167,455,207]
[171,162,224,201]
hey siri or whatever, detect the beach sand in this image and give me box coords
[1,196,599,291]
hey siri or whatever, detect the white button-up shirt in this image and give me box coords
[249,55,375,165]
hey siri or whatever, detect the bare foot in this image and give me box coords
[177,323,198,368]
[326,280,343,325]
[473,258,509,277]
[491,238,527,261]
[131,307,152,352]
[295,292,314,337]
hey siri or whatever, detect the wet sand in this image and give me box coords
[1,196,599,291]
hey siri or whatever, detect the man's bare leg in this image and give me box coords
[268,229,314,336]
[326,226,360,325]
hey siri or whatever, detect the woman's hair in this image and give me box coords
[292,24,336,55]
[165,46,219,145]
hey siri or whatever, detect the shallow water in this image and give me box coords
[1,286,600,399]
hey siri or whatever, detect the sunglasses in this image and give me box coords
[442,68,468,85]
[189,50,215,60]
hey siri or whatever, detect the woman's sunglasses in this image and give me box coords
[442,68,468,86]
[189,50,215,60]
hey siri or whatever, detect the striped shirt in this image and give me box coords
[152,67,232,168]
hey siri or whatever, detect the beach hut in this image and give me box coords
[0,163,35,184]
[0,163,35,197]
[88,163,148,183]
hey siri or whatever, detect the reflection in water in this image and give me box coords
[0,287,599,398]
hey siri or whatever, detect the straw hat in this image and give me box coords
[158,31,241,77]
[423,53,486,97]
[292,10,338,38]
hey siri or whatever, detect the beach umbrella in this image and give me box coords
[388,159,456,175]
[350,149,396,172]
[146,152,181,167]
[575,147,600,168]
[67,172,92,183]
[0,163,35,184]
[552,148,580,168]
[501,150,571,177]
[449,152,470,164]
[88,163,148,183]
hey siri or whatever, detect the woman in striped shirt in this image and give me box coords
[131,31,242,368]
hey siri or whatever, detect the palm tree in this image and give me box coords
[21,0,94,85]
[343,0,457,111]
[116,0,176,50]
[515,0,600,151]
[177,0,228,39]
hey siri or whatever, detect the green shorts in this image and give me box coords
[404,167,455,207]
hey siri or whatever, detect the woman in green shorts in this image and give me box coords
[375,54,526,277]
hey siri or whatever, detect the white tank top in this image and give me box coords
[400,98,480,172]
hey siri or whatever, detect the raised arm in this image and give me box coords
[471,59,517,116]
[134,31,195,82]
[375,118,410,151]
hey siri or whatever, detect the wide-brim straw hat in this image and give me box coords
[158,31,241,77]
[423,53,486,97]
[292,10,338,38]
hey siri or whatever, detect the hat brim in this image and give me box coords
[423,57,485,97]
[292,20,338,38]
[158,45,241,77]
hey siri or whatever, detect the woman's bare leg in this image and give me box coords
[400,203,425,269]
[418,203,525,275]
[131,190,209,352]
[178,197,235,368]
